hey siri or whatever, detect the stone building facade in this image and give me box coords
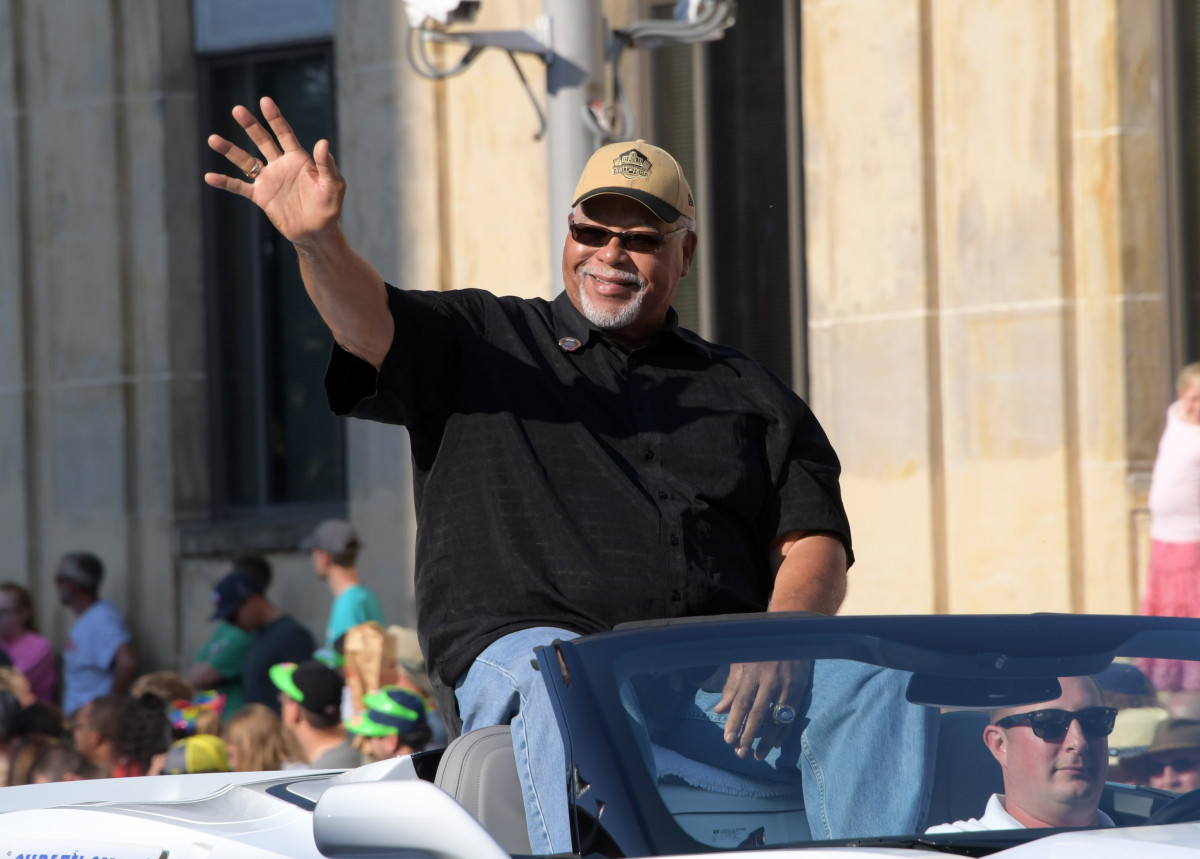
[0,0,1186,676]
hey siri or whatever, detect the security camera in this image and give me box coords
[402,0,481,28]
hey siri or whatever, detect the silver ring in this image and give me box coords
[244,159,263,180]
[772,703,796,726]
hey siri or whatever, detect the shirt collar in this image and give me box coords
[551,290,698,354]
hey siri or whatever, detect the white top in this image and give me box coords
[1149,402,1200,542]
[926,794,1115,833]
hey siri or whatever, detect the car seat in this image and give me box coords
[925,710,1003,828]
[434,725,533,855]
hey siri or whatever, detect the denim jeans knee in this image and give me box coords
[455,626,580,854]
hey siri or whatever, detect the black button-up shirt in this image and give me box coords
[326,286,852,688]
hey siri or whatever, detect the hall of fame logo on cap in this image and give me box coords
[612,149,652,180]
[558,337,582,352]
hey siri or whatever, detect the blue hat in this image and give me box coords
[210,571,263,621]
[1096,662,1156,697]
[346,687,427,738]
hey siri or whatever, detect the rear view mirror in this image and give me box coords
[906,675,1063,710]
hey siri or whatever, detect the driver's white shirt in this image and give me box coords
[926,794,1116,833]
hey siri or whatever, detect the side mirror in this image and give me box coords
[314,779,509,859]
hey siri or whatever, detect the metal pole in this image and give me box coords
[544,0,605,293]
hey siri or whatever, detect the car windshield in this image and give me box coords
[544,614,1200,856]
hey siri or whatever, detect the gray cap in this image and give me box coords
[55,552,104,591]
[300,519,361,554]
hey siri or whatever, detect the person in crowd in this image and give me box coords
[389,624,447,748]
[347,686,432,762]
[204,99,933,852]
[1096,662,1161,710]
[159,733,231,775]
[71,694,124,773]
[1169,691,1200,720]
[1094,661,1169,784]
[0,666,36,708]
[928,676,1116,831]
[272,660,362,769]
[208,570,315,714]
[28,742,104,782]
[0,689,22,785]
[301,520,384,649]
[1138,363,1200,690]
[1132,718,1200,793]
[12,700,67,737]
[189,554,273,718]
[132,670,195,703]
[223,702,304,771]
[1,689,66,785]
[110,693,172,777]
[0,583,58,704]
[1107,705,1169,785]
[168,690,227,740]
[55,552,138,716]
[7,733,62,785]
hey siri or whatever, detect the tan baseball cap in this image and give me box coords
[572,139,695,224]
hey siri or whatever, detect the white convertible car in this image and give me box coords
[3,613,1200,858]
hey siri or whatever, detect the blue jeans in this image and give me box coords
[455,626,579,854]
[650,660,939,839]
[457,630,938,851]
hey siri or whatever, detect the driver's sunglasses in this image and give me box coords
[993,706,1117,741]
[1147,757,1200,776]
[568,217,688,254]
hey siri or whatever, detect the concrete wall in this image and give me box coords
[1,0,205,666]
[802,0,1167,615]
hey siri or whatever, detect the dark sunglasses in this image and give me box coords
[993,706,1117,741]
[568,217,689,254]
[1147,757,1200,776]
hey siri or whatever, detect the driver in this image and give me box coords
[928,675,1116,831]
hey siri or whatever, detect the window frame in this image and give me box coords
[638,0,809,397]
[196,41,347,526]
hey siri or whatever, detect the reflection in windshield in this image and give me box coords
[623,659,938,847]
[609,646,1200,849]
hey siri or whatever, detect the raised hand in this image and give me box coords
[204,96,345,246]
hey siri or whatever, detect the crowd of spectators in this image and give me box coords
[0,521,442,787]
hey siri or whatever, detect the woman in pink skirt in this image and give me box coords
[1139,363,1200,690]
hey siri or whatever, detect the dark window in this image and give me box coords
[705,2,793,387]
[199,47,344,512]
[648,2,799,389]
[1177,3,1200,360]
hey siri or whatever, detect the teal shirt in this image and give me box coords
[193,621,253,716]
[326,584,385,647]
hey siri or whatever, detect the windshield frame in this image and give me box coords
[536,613,1200,856]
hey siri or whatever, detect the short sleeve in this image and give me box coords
[200,624,253,679]
[86,604,132,671]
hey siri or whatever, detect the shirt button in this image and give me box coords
[658,490,668,499]
[644,450,655,461]
[671,589,682,601]
[669,535,679,546]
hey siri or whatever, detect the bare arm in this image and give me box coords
[204,97,394,369]
[110,642,138,697]
[765,531,848,615]
[187,662,223,689]
[716,531,849,758]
